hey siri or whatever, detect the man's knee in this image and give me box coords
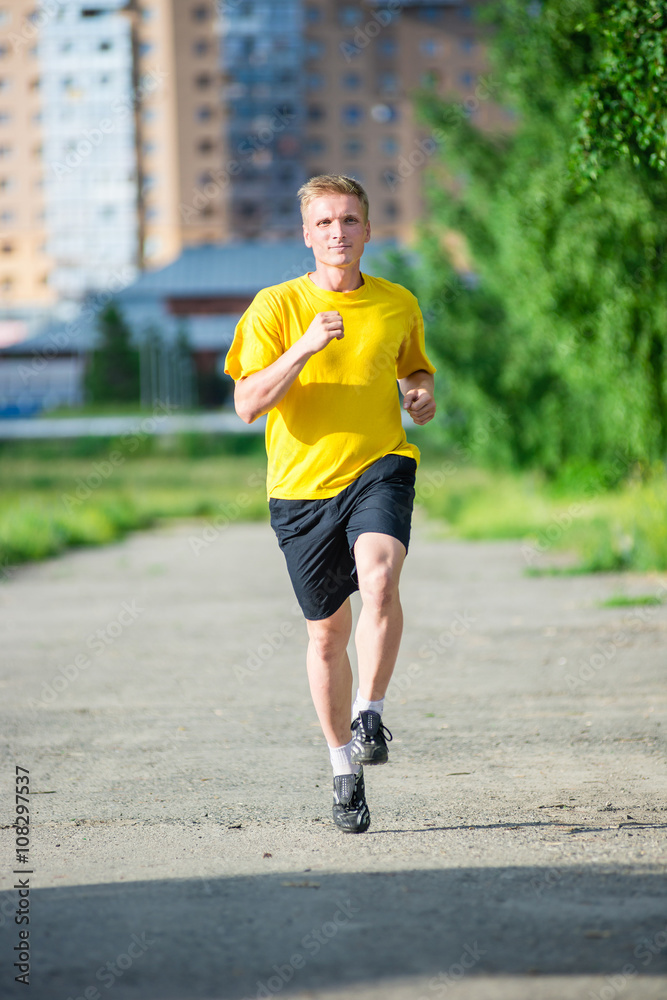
[358,562,400,611]
[307,618,349,661]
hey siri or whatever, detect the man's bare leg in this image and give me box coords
[353,532,406,701]
[305,598,353,748]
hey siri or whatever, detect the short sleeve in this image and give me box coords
[224,289,284,381]
[396,297,436,380]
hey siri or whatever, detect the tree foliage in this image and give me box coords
[85,303,140,404]
[403,0,667,477]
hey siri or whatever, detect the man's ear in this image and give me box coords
[303,224,312,247]
[365,220,371,243]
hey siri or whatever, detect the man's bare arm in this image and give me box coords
[234,311,344,423]
[398,369,436,426]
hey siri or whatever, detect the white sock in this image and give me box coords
[328,739,360,776]
[353,689,385,718]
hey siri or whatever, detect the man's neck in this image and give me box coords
[308,263,365,293]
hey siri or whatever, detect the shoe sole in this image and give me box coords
[333,813,371,834]
[350,747,388,765]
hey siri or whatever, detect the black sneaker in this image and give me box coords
[350,710,392,766]
[332,767,371,833]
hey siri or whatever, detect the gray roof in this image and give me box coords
[117,240,398,299]
[1,240,404,356]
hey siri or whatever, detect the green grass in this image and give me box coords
[1,435,666,575]
[415,460,667,574]
[0,434,268,570]
[598,594,664,608]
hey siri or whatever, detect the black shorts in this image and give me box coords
[269,453,417,621]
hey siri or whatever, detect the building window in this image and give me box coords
[0,112,10,125]
[60,40,73,53]
[378,38,397,57]
[306,136,326,155]
[0,276,13,291]
[306,72,324,91]
[195,73,212,89]
[139,42,153,56]
[460,37,476,54]
[0,209,13,222]
[196,105,213,121]
[142,176,155,192]
[29,77,40,91]
[1,242,12,253]
[100,205,116,219]
[239,201,258,218]
[421,69,441,89]
[142,141,156,154]
[0,79,9,93]
[0,177,11,190]
[459,71,475,88]
[0,11,10,27]
[0,45,9,59]
[339,6,363,26]
[0,145,11,159]
[140,7,154,20]
[384,201,399,219]
[307,103,325,122]
[381,136,399,156]
[146,206,159,220]
[193,39,209,56]
[342,71,361,89]
[198,138,215,153]
[419,8,441,21]
[192,4,209,20]
[306,39,325,59]
[99,40,113,51]
[342,104,363,125]
[378,72,397,94]
[305,5,321,23]
[142,108,157,122]
[371,103,398,123]
[420,39,441,57]
[343,137,363,156]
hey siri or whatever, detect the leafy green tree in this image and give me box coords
[85,303,140,405]
[404,0,667,477]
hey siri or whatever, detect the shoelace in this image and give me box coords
[352,715,393,742]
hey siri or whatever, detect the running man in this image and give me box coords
[225,175,436,833]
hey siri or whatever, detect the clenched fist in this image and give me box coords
[301,311,344,356]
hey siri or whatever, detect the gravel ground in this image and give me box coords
[1,516,666,1000]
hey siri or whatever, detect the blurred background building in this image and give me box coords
[0,0,514,413]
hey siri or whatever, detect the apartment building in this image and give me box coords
[0,0,509,311]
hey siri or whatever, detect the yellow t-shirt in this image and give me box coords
[224,271,436,499]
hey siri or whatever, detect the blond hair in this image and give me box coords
[297,174,369,224]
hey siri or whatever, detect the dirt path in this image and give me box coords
[1,518,666,1000]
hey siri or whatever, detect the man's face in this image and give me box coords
[302,193,371,269]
